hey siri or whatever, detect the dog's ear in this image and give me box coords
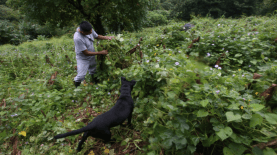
[121,77,126,82]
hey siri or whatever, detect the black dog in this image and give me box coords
[54,77,136,152]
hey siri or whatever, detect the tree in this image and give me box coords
[0,0,7,5]
[259,0,277,15]
[169,0,263,21]
[7,0,155,34]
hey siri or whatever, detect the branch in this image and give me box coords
[67,0,90,19]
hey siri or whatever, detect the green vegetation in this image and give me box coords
[6,0,157,34]
[1,14,277,155]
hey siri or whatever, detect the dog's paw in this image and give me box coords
[76,147,82,152]
[104,138,116,144]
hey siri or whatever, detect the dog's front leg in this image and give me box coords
[127,110,134,129]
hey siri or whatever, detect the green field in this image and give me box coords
[1,15,277,155]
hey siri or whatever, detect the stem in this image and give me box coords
[211,144,216,155]
[10,56,17,78]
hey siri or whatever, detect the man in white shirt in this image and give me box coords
[74,21,113,87]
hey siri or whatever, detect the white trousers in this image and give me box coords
[74,56,97,82]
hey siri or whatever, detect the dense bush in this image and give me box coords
[0,5,21,21]
[143,10,169,27]
[169,0,263,21]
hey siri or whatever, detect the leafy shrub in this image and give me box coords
[144,10,168,27]
[0,5,21,21]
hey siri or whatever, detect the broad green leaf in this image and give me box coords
[226,112,241,122]
[265,113,277,124]
[249,104,265,112]
[200,99,209,107]
[250,60,257,65]
[187,145,196,154]
[174,137,187,150]
[216,127,233,141]
[0,111,6,116]
[223,147,235,155]
[242,114,252,119]
[263,148,276,155]
[260,128,277,137]
[167,91,176,99]
[202,134,219,147]
[252,147,263,155]
[238,60,243,64]
[170,78,180,84]
[176,116,190,132]
[197,109,209,117]
[191,137,200,146]
[228,142,247,155]
[147,151,156,155]
[235,54,242,57]
[161,138,173,149]
[227,103,240,110]
[250,114,263,127]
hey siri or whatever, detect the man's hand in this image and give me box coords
[107,36,115,40]
[99,50,108,55]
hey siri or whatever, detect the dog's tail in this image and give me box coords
[54,125,93,139]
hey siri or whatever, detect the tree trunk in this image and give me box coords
[91,14,105,35]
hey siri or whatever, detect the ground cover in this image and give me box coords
[0,15,277,155]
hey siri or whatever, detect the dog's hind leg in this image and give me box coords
[77,131,89,152]
[102,129,116,144]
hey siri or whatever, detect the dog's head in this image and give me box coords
[120,77,136,92]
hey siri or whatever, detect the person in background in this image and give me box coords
[74,21,114,88]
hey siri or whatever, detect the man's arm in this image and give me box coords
[96,35,114,40]
[82,49,108,56]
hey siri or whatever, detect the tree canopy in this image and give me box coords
[163,0,264,21]
[7,0,155,34]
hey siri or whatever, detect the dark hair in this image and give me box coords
[80,21,92,32]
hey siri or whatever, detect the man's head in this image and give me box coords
[79,21,92,35]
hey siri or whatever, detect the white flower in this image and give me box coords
[215,65,219,68]
[242,75,245,77]
[216,90,220,94]
[218,67,222,70]
[146,60,149,63]
[210,68,213,70]
[233,74,235,77]
[108,92,110,95]
[96,87,98,89]
[207,53,211,56]
[178,51,181,53]
[218,24,220,26]
[212,44,215,46]
[226,51,229,53]
[175,62,179,65]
